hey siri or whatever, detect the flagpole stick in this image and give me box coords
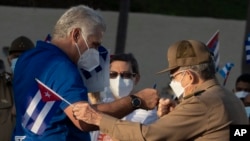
[59,97,73,107]
[223,72,230,86]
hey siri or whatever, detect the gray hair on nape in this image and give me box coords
[52,5,106,39]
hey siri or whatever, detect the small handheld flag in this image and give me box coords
[22,79,72,135]
[35,78,72,106]
[219,62,234,86]
[206,30,220,72]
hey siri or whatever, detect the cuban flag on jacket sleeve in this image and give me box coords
[21,79,62,135]
[206,30,220,72]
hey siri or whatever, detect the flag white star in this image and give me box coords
[44,91,51,99]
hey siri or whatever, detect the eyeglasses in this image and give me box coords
[110,71,136,79]
[169,71,185,80]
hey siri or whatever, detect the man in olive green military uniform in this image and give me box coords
[72,39,249,141]
[0,36,34,141]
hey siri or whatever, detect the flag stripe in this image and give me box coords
[31,99,55,134]
[219,62,234,79]
[246,45,250,50]
[213,43,219,55]
[22,91,42,127]
[245,34,250,63]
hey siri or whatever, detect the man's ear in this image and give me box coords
[134,74,140,85]
[72,28,81,43]
[186,70,196,84]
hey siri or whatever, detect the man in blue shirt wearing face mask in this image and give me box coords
[12,5,158,141]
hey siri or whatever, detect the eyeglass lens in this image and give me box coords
[110,71,136,79]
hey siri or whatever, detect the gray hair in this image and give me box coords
[52,5,106,39]
[179,60,216,80]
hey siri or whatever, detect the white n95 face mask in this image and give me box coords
[169,80,184,99]
[75,36,100,72]
[109,75,134,98]
[80,46,110,93]
[235,91,249,99]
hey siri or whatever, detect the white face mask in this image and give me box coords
[109,75,134,98]
[75,36,99,72]
[169,71,187,99]
[11,58,18,73]
[80,46,110,93]
[235,91,249,99]
[245,106,250,118]
[169,80,184,99]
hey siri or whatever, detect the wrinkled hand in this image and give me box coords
[72,103,102,126]
[157,98,176,117]
[135,88,159,110]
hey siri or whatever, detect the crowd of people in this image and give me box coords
[0,4,249,141]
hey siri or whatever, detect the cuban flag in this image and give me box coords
[245,33,250,64]
[21,79,64,135]
[206,30,220,72]
[219,62,234,86]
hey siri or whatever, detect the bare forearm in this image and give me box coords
[94,96,134,118]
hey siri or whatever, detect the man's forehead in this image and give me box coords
[236,81,250,91]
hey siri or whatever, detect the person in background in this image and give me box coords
[0,36,34,141]
[12,5,158,141]
[233,73,250,122]
[0,59,13,141]
[73,39,249,141]
[7,36,35,73]
[90,53,158,141]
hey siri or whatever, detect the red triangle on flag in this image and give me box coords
[36,79,62,102]
[206,30,219,49]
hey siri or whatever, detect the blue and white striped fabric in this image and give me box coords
[22,89,61,135]
[219,62,234,79]
[245,34,250,64]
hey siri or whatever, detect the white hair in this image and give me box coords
[52,5,106,39]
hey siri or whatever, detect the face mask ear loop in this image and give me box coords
[181,71,193,93]
[179,71,186,83]
[180,71,189,89]
[82,33,90,51]
[75,42,81,57]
